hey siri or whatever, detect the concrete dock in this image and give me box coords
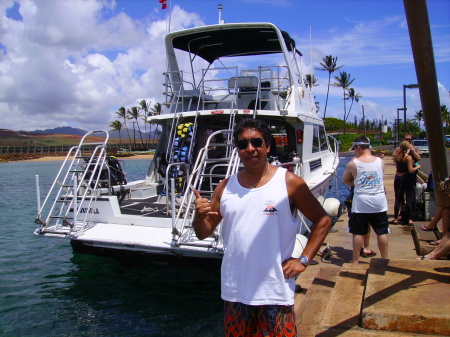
[295,157,450,336]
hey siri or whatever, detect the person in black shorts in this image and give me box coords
[343,136,389,263]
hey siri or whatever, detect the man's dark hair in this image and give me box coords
[233,118,272,145]
[354,136,371,150]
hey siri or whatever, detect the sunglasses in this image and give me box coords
[404,138,412,141]
[236,138,265,150]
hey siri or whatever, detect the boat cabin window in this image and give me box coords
[269,123,296,161]
[312,125,328,153]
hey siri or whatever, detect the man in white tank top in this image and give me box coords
[192,119,331,336]
[343,136,389,264]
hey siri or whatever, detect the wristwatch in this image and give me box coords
[299,255,310,266]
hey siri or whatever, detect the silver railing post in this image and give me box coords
[35,175,41,213]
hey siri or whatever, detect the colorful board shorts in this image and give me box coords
[223,301,296,337]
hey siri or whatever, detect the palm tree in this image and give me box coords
[149,103,163,145]
[128,106,144,150]
[109,120,123,149]
[139,99,151,147]
[345,88,362,124]
[333,71,355,136]
[304,74,318,89]
[150,102,162,116]
[116,106,132,150]
[315,55,344,118]
[304,74,320,113]
[414,110,424,131]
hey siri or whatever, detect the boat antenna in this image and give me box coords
[168,0,172,33]
[309,25,313,83]
[309,25,316,110]
[218,4,223,24]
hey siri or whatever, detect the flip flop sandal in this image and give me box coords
[360,249,377,258]
[420,225,436,231]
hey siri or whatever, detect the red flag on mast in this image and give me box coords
[158,0,167,9]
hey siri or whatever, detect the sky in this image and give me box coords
[0,0,449,132]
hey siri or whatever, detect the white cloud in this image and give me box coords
[0,1,204,131]
[0,0,447,133]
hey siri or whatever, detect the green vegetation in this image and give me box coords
[110,101,162,151]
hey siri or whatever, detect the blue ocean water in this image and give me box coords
[327,156,353,202]
[0,157,350,336]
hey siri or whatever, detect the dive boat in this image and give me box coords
[34,22,340,264]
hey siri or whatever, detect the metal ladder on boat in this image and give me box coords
[170,129,241,252]
[35,130,109,235]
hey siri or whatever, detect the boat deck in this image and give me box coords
[120,197,169,217]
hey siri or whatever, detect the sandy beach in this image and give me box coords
[20,154,154,162]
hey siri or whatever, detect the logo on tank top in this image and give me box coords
[263,200,278,215]
[358,171,382,187]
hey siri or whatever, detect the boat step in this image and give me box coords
[177,241,218,249]
[198,173,228,178]
[202,158,232,163]
[49,215,73,219]
[40,229,72,235]
[81,142,106,146]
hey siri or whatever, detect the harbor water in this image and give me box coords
[0,157,351,336]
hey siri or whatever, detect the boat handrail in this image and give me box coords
[164,161,189,216]
[162,65,294,114]
[36,131,110,234]
[327,135,340,172]
[172,129,238,249]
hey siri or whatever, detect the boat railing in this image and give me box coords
[242,65,292,112]
[162,65,293,114]
[164,161,190,215]
[199,66,239,111]
[171,129,239,251]
[35,131,110,235]
[327,135,340,173]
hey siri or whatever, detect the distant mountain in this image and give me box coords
[17,125,161,140]
[110,126,161,140]
[26,126,88,136]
